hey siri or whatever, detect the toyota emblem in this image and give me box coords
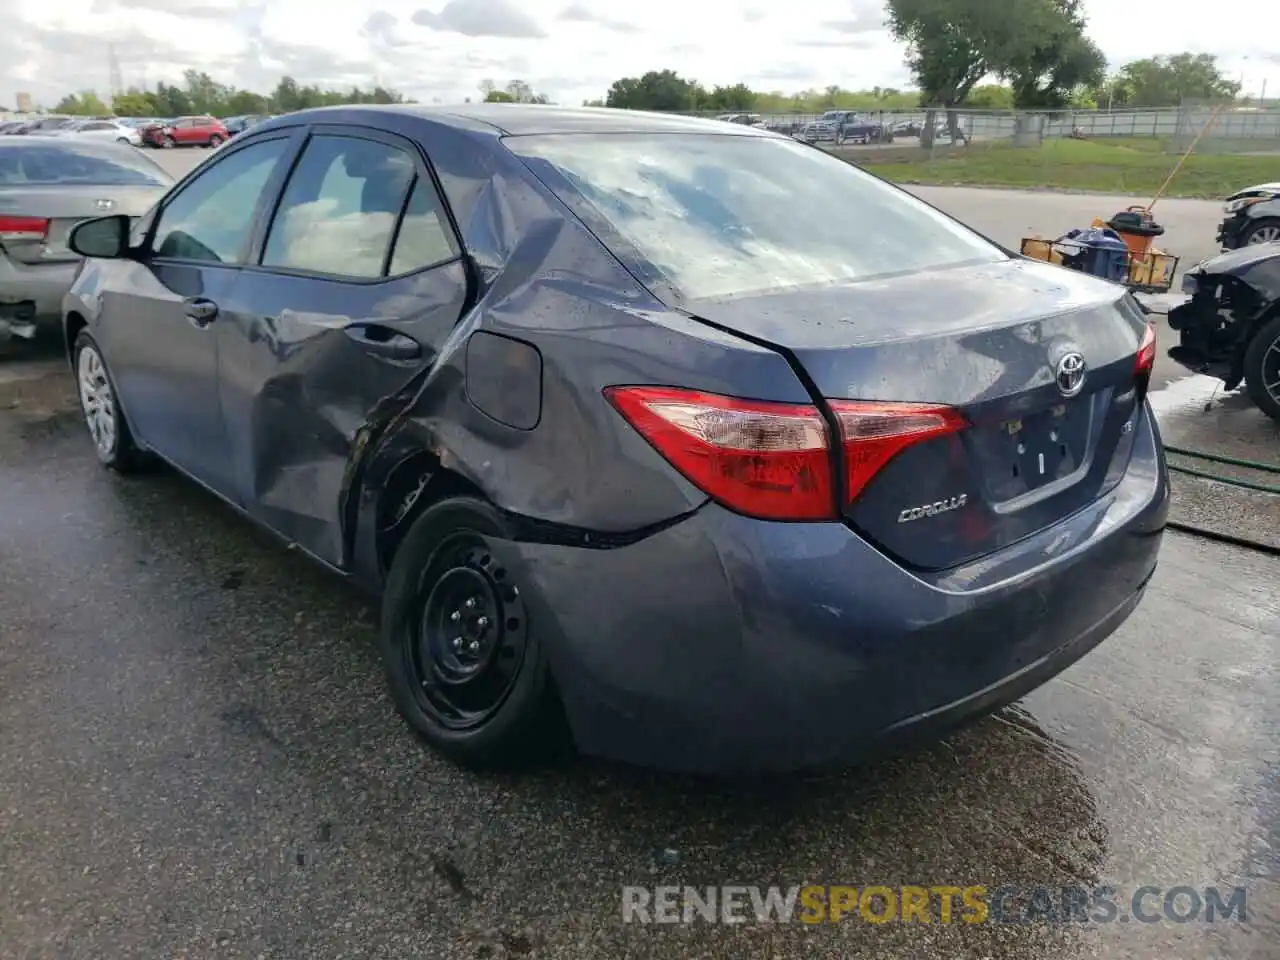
[1054,352,1087,397]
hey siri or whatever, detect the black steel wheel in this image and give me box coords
[379,495,562,768]
[407,534,529,729]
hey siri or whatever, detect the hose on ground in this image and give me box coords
[1163,443,1280,494]
[1165,520,1280,557]
[1160,443,1280,556]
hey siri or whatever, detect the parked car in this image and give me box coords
[140,115,228,148]
[1216,181,1280,249]
[1169,244,1280,422]
[60,105,1167,774]
[714,113,763,127]
[800,111,894,145]
[223,114,271,137]
[11,116,77,136]
[890,117,924,137]
[53,119,143,147]
[0,120,26,135]
[0,137,172,346]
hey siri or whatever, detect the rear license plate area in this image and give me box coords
[978,401,1091,502]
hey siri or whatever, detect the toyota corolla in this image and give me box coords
[60,105,1168,774]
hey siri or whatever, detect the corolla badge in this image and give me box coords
[1054,351,1086,397]
[94,199,114,210]
[898,493,967,524]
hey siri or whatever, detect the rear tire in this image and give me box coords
[72,331,149,472]
[1243,218,1280,246]
[379,495,563,769]
[1243,314,1280,423]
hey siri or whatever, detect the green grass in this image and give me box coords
[854,138,1280,199]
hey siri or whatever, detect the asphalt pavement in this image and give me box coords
[0,151,1276,960]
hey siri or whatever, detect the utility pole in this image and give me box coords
[108,43,124,106]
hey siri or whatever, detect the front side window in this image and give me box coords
[509,133,1006,303]
[151,138,288,263]
[262,134,415,279]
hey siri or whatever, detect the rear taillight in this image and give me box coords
[605,386,966,521]
[1135,322,1156,377]
[604,386,834,520]
[829,401,968,504]
[0,216,50,242]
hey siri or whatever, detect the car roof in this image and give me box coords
[256,103,783,138]
[0,135,134,153]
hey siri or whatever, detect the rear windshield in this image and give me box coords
[0,143,173,187]
[508,133,1005,302]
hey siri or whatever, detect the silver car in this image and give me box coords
[55,119,144,148]
[0,137,172,346]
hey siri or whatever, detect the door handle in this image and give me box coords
[184,297,218,327]
[344,324,421,361]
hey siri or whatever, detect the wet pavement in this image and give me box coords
[2,174,1278,959]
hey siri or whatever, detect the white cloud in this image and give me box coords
[1,0,1276,110]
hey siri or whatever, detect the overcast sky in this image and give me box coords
[2,0,1276,109]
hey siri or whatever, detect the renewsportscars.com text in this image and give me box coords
[621,884,1248,925]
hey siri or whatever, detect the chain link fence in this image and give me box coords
[1170,102,1280,155]
[683,105,1280,195]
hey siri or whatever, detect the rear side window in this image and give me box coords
[0,143,171,187]
[388,176,457,274]
[152,138,288,263]
[509,133,1005,302]
[262,134,418,279]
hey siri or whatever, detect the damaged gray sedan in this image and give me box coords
[60,105,1167,774]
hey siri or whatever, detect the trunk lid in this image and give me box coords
[0,185,162,263]
[688,258,1151,570]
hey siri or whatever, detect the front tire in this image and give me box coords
[162,135,174,148]
[73,332,148,471]
[379,496,562,769]
[1243,314,1280,422]
[208,134,223,148]
[1243,218,1280,246]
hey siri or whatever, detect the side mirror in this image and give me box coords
[68,214,131,259]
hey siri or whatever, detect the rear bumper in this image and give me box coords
[512,405,1169,775]
[0,256,78,340]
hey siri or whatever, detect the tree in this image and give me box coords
[1000,0,1105,108]
[701,83,757,111]
[52,90,111,115]
[224,89,270,115]
[59,75,411,119]
[182,69,230,115]
[480,79,549,104]
[1117,53,1240,107]
[109,91,155,116]
[887,0,1104,138]
[966,84,1015,109]
[605,70,701,111]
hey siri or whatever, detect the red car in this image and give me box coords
[140,116,228,149]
